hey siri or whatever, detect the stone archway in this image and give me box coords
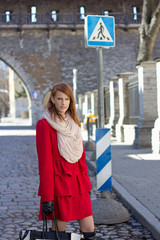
[0,57,33,124]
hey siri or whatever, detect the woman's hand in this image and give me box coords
[42,201,54,216]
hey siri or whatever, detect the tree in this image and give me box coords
[137,0,160,63]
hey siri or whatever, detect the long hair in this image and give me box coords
[47,82,81,127]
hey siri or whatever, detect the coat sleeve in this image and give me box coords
[36,119,54,202]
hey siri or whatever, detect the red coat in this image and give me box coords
[36,119,92,221]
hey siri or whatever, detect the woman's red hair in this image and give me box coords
[47,82,81,127]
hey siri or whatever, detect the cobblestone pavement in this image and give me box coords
[0,129,155,240]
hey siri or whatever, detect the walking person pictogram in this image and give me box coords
[97,22,105,40]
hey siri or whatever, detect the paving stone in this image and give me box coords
[100,236,110,239]
[95,233,103,237]
[0,132,155,240]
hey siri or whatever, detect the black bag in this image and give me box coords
[19,213,80,240]
[19,229,71,240]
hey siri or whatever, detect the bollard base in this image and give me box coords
[92,197,130,225]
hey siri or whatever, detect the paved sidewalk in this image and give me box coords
[0,126,154,240]
[85,139,160,240]
[0,119,158,239]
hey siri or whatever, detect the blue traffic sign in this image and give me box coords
[31,90,40,99]
[84,15,115,48]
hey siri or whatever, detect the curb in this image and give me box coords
[85,153,160,240]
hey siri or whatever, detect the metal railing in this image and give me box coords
[110,12,141,25]
[0,12,142,26]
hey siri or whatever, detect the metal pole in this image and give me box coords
[96,47,107,199]
[96,47,104,128]
[73,68,77,103]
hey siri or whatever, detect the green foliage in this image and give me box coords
[15,86,27,98]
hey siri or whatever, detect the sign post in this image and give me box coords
[85,15,115,198]
[84,15,115,128]
[84,15,129,225]
[96,47,104,128]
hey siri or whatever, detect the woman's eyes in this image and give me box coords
[57,98,69,101]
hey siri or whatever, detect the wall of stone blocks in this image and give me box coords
[1,24,160,124]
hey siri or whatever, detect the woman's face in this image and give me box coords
[52,90,70,115]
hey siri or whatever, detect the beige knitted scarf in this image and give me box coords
[43,110,83,164]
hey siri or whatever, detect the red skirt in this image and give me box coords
[39,192,92,221]
[39,164,93,221]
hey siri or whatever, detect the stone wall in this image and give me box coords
[1,25,160,124]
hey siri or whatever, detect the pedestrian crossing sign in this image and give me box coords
[84,15,115,48]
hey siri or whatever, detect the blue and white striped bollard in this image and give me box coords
[96,128,112,191]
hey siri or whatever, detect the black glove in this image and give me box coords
[42,201,54,216]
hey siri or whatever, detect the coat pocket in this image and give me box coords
[54,174,73,197]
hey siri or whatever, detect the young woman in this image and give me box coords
[36,82,95,240]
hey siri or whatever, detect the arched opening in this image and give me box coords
[0,60,32,125]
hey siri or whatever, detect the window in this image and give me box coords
[80,6,85,20]
[133,7,137,21]
[5,11,11,22]
[51,10,57,21]
[31,6,37,23]
[104,11,109,16]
